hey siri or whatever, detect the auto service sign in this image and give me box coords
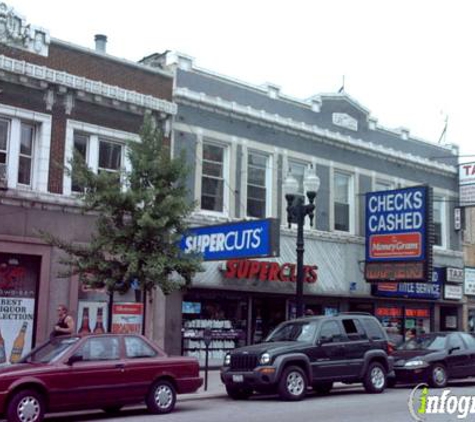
[365,186,432,282]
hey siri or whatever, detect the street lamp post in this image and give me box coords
[284,170,320,318]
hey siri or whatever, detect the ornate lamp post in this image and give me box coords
[284,169,320,318]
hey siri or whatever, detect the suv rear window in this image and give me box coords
[362,318,385,340]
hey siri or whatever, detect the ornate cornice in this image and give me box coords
[0,2,49,56]
[0,54,177,115]
[175,87,456,176]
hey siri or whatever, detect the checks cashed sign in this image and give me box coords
[365,186,432,282]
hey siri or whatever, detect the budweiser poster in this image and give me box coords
[111,303,143,334]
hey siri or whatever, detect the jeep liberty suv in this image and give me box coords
[221,313,394,401]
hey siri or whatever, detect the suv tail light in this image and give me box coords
[387,341,395,355]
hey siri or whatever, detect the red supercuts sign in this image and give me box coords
[223,259,318,284]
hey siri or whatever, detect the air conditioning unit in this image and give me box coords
[0,163,7,190]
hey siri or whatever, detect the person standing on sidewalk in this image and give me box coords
[50,304,75,338]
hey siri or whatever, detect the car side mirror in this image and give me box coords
[319,335,332,345]
[67,354,83,365]
[449,346,460,355]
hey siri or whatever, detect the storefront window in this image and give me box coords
[375,305,431,340]
[182,293,248,366]
[0,253,39,363]
[468,309,475,333]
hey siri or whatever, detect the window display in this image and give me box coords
[182,296,247,366]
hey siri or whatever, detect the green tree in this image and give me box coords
[42,114,202,295]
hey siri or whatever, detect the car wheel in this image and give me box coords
[102,405,123,414]
[278,365,307,401]
[146,380,176,414]
[225,385,253,400]
[7,389,45,422]
[428,363,448,388]
[363,362,386,394]
[313,381,333,395]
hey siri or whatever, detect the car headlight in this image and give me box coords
[260,352,271,365]
[404,360,427,368]
[224,353,231,366]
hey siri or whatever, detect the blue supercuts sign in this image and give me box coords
[372,267,443,300]
[366,186,429,262]
[179,218,280,261]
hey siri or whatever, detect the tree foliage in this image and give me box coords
[41,114,202,294]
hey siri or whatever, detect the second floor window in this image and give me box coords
[247,152,269,218]
[334,171,352,232]
[71,133,123,192]
[288,160,306,195]
[201,143,225,212]
[0,119,8,169]
[18,123,35,186]
[433,198,445,247]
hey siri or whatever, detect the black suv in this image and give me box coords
[221,313,394,401]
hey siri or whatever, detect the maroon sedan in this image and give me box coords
[0,334,202,422]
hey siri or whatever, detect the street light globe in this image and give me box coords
[304,172,320,195]
[283,173,299,197]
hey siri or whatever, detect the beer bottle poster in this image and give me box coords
[0,254,39,364]
[77,301,108,334]
[111,303,143,334]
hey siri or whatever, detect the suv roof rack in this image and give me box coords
[337,312,372,316]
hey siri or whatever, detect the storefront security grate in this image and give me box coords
[230,354,259,371]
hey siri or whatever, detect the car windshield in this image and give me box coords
[265,321,318,342]
[19,336,81,364]
[398,335,447,351]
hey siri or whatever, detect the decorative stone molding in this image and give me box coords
[175,87,456,176]
[0,55,177,115]
[332,112,358,132]
[263,83,280,99]
[0,2,50,56]
[399,127,410,140]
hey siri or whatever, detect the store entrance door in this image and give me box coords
[251,297,286,344]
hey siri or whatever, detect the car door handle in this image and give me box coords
[115,363,125,370]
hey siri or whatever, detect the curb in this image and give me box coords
[180,392,227,401]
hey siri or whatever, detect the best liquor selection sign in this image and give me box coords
[365,186,432,282]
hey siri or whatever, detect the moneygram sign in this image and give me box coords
[365,186,432,282]
[180,218,280,261]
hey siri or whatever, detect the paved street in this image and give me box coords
[41,379,475,422]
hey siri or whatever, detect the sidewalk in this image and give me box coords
[180,369,360,401]
[181,369,226,401]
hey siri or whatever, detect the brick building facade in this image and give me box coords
[0,3,174,359]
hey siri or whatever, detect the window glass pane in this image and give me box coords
[334,173,349,203]
[334,203,349,231]
[125,336,157,358]
[247,152,268,218]
[0,152,6,165]
[99,140,122,171]
[363,319,385,340]
[18,156,31,185]
[80,337,120,361]
[202,161,223,178]
[461,333,475,349]
[375,181,392,191]
[74,134,88,159]
[20,124,34,156]
[203,144,223,162]
[320,321,343,342]
[201,143,225,212]
[0,120,8,151]
[289,161,306,195]
[433,198,443,246]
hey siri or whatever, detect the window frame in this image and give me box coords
[333,170,354,234]
[200,140,229,216]
[246,150,272,219]
[433,196,447,249]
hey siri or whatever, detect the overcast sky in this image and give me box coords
[8,0,475,161]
